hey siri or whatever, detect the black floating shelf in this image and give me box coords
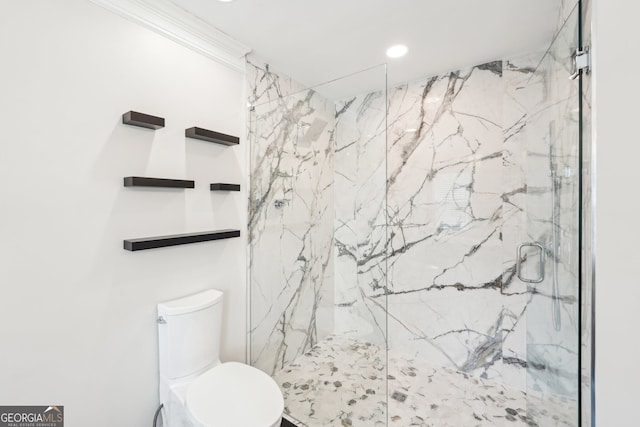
[210,183,240,191]
[124,229,241,251]
[124,176,194,189]
[185,127,239,146]
[122,111,165,130]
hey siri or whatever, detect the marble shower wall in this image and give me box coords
[247,35,581,402]
[333,62,527,388]
[247,57,335,375]
[333,92,388,347]
[333,51,580,398]
[383,63,510,387]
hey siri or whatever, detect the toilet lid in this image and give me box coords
[186,362,284,427]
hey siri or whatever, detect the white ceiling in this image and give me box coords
[170,0,561,89]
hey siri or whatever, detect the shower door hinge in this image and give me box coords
[570,47,591,80]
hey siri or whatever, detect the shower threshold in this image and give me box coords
[273,335,576,427]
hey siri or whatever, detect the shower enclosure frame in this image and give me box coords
[578,0,596,424]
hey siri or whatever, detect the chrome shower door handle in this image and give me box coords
[516,242,545,283]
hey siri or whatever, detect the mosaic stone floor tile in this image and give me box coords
[274,335,576,427]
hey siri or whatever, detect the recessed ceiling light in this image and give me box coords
[218,0,235,2]
[386,44,408,58]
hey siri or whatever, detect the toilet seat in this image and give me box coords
[186,362,284,427]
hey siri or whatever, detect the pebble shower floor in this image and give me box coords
[274,335,576,427]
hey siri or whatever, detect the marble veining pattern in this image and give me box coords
[248,56,335,375]
[383,63,509,385]
[333,51,580,399]
[333,90,388,348]
[249,7,582,419]
[276,335,576,427]
[334,62,527,388]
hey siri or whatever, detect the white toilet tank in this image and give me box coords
[158,289,224,381]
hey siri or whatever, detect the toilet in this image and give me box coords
[157,289,284,427]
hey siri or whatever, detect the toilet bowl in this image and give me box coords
[157,289,283,427]
[187,362,282,427]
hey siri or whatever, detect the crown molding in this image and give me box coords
[89,0,251,72]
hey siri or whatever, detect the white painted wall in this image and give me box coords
[593,0,640,426]
[0,1,246,426]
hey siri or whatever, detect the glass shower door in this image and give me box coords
[519,4,581,425]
